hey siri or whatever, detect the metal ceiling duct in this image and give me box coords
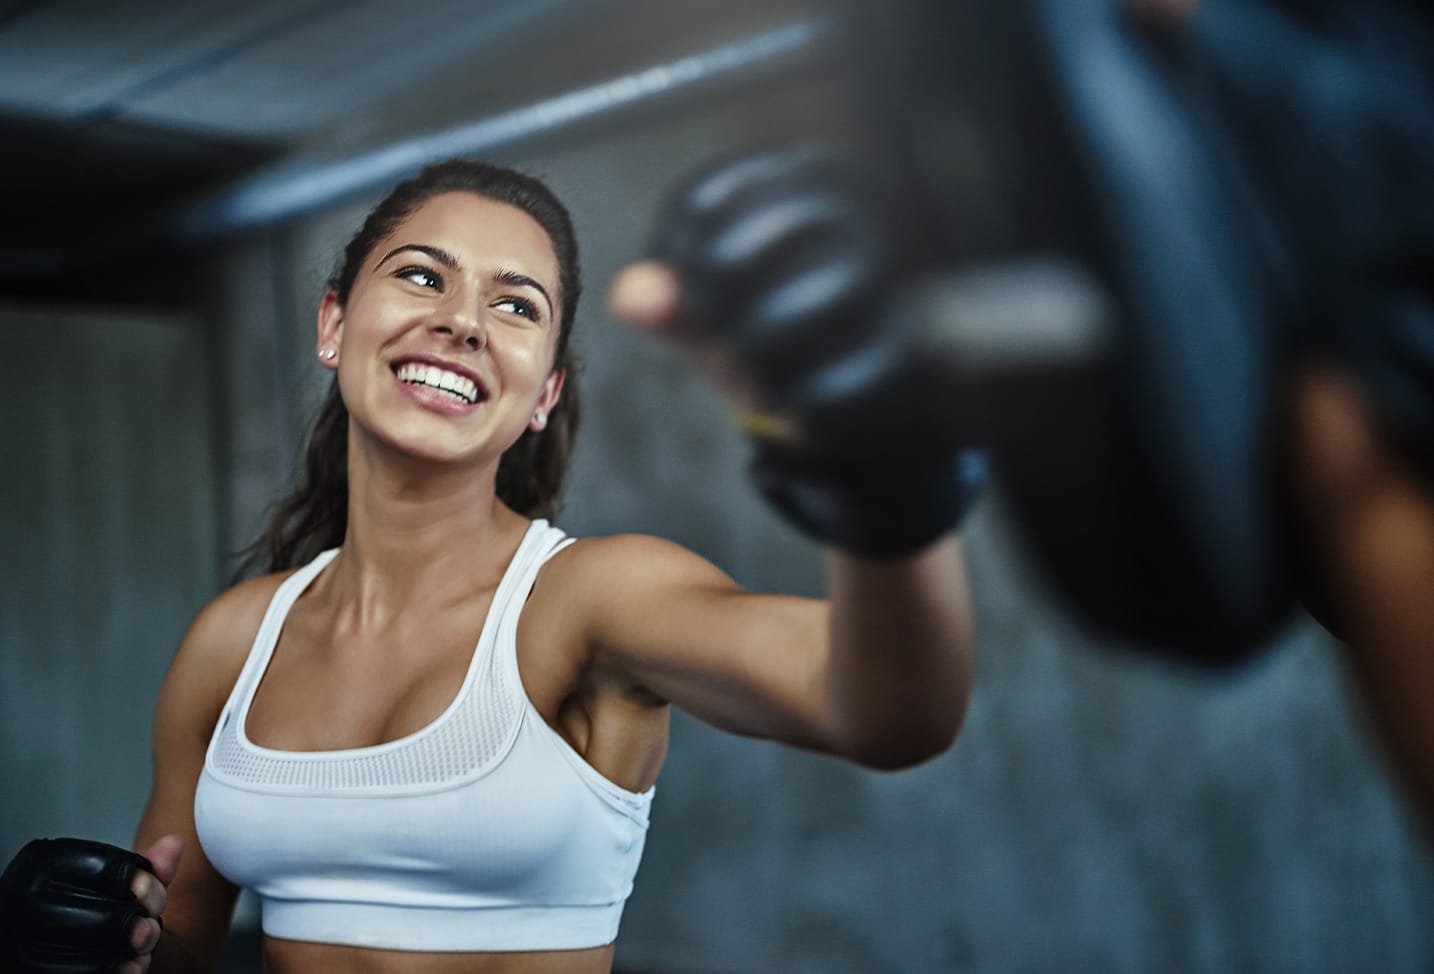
[0,15,836,286]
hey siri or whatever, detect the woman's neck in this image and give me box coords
[324,435,529,627]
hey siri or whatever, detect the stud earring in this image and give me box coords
[534,410,547,427]
[319,348,337,361]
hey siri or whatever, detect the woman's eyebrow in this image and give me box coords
[496,268,554,317]
[377,243,459,269]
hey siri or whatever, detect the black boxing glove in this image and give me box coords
[0,838,155,973]
[650,143,986,557]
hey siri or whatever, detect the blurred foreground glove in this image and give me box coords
[0,838,154,973]
[649,144,986,557]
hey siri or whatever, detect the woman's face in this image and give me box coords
[317,191,566,469]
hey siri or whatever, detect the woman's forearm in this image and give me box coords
[824,534,975,769]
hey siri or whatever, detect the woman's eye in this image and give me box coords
[495,297,539,320]
[396,266,441,289]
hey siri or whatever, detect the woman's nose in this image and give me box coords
[430,302,487,350]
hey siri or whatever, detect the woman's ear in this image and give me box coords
[530,369,566,431]
[316,289,344,368]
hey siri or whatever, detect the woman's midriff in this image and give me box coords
[263,937,617,973]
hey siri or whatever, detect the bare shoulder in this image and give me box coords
[181,571,290,666]
[543,533,739,597]
[154,570,295,736]
[530,533,755,675]
[527,533,742,659]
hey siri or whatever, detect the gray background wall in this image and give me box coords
[3,21,1433,974]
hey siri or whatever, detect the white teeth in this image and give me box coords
[395,362,479,404]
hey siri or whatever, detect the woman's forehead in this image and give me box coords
[384,192,559,277]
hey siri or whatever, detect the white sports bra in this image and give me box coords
[194,520,654,952]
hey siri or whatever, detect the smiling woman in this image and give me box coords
[0,156,980,974]
[248,164,587,577]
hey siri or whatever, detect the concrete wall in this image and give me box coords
[1,305,220,851]
[4,24,1433,974]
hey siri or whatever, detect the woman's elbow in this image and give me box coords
[841,705,968,771]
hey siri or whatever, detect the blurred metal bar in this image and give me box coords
[171,15,838,245]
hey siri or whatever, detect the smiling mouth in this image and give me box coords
[394,362,484,405]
